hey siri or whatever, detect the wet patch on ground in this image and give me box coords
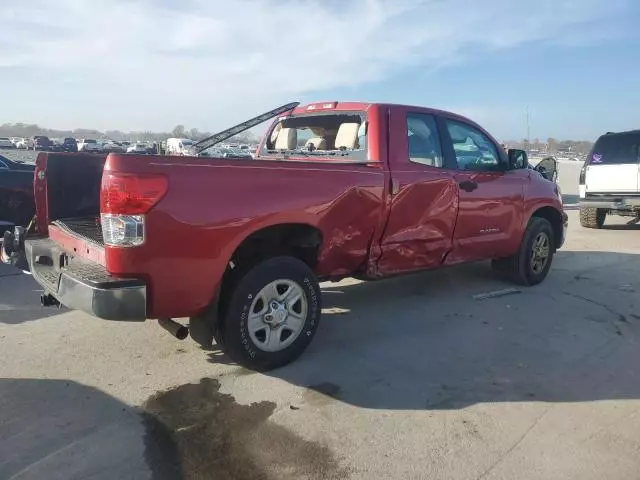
[142,378,348,480]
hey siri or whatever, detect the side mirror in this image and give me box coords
[508,149,528,170]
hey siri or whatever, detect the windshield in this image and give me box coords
[85,139,96,144]
[260,112,367,161]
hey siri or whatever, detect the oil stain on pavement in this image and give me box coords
[142,378,348,480]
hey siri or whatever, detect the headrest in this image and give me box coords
[335,123,360,149]
[274,128,297,150]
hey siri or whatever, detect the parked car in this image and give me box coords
[31,136,52,151]
[0,137,14,149]
[166,138,195,156]
[2,101,565,371]
[126,143,149,154]
[50,139,63,152]
[579,129,640,228]
[61,137,78,153]
[101,142,124,153]
[77,139,101,152]
[15,138,28,149]
[0,154,35,236]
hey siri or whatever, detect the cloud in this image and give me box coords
[0,0,633,131]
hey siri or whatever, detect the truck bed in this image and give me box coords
[52,216,104,246]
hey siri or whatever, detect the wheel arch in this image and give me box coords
[189,222,324,347]
[227,222,324,274]
[530,206,564,249]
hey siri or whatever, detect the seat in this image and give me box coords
[305,137,327,150]
[335,123,361,149]
[275,128,297,150]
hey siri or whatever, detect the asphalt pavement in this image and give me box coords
[2,160,640,480]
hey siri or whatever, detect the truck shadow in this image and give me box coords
[0,378,347,480]
[256,250,640,411]
[0,263,69,325]
[0,378,165,480]
[602,222,640,231]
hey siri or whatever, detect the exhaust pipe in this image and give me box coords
[158,318,189,340]
[41,293,60,307]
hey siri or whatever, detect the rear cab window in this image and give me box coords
[588,132,640,165]
[259,111,368,162]
[406,113,444,168]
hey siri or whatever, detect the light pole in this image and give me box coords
[526,105,531,155]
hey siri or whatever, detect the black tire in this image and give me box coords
[217,256,321,371]
[492,217,555,286]
[579,207,606,229]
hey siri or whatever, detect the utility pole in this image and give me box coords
[526,105,531,154]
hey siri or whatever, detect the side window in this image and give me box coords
[406,113,444,167]
[0,159,7,170]
[445,120,501,172]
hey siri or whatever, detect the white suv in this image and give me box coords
[579,130,640,228]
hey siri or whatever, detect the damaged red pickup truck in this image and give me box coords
[2,101,566,371]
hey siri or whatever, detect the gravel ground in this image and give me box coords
[3,155,635,480]
[0,147,39,164]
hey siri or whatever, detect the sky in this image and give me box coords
[1,0,639,141]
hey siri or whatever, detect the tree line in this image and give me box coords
[507,138,594,155]
[0,122,594,153]
[0,123,259,144]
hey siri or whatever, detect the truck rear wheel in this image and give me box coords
[218,256,321,371]
[579,207,606,229]
[492,217,555,286]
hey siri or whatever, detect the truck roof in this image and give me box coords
[292,101,475,125]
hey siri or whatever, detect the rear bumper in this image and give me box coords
[25,237,146,321]
[579,195,640,210]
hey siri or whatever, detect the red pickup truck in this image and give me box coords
[2,101,566,371]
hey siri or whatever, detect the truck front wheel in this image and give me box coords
[492,217,555,286]
[218,256,321,371]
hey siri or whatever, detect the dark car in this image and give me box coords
[0,154,35,235]
[62,137,78,152]
[32,136,52,151]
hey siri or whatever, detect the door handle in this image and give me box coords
[458,180,478,192]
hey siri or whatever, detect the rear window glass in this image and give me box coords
[589,133,640,165]
[260,112,367,162]
[85,139,97,143]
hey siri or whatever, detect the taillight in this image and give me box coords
[579,165,587,185]
[100,173,168,215]
[100,173,167,247]
[101,214,145,246]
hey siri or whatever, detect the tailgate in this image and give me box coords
[34,152,107,234]
[585,164,640,193]
[585,133,640,194]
